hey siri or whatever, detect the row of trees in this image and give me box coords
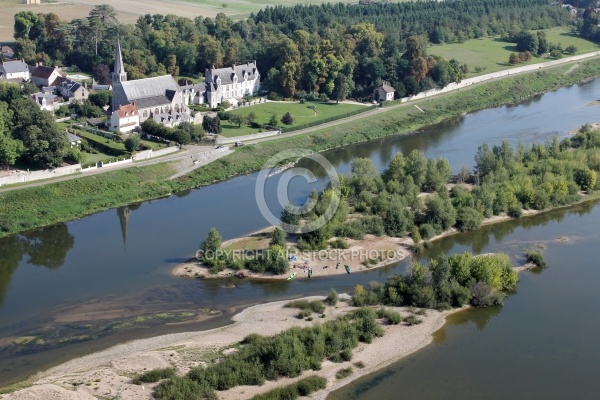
[13,0,575,102]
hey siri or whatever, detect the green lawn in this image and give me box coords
[222,101,368,137]
[429,27,600,77]
[75,130,126,152]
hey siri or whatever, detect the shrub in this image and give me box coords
[376,308,402,324]
[419,223,436,240]
[267,92,281,101]
[133,368,176,384]
[525,250,546,268]
[330,238,349,249]
[336,367,353,380]
[281,112,294,125]
[456,207,484,232]
[252,376,326,400]
[154,376,216,400]
[325,289,338,306]
[340,348,353,361]
[507,204,522,218]
[404,315,422,326]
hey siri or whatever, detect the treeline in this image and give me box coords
[352,252,518,311]
[287,125,600,254]
[12,0,574,102]
[153,308,383,399]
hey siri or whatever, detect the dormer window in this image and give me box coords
[233,75,238,83]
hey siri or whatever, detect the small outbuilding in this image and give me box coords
[374,83,396,102]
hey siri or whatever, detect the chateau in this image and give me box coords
[110,40,192,132]
[204,63,260,108]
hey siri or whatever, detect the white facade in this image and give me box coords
[0,61,30,82]
[205,62,260,108]
[110,103,140,133]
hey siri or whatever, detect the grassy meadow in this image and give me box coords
[429,27,600,77]
[221,101,368,137]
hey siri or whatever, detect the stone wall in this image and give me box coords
[131,146,179,161]
[0,164,81,187]
[216,130,280,144]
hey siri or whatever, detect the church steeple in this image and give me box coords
[112,38,127,83]
[117,206,131,247]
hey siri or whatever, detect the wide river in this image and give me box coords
[0,78,599,387]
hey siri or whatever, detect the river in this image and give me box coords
[328,201,600,400]
[0,78,599,386]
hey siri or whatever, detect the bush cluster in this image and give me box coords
[252,376,327,400]
[154,309,383,399]
[352,252,517,310]
[133,368,176,385]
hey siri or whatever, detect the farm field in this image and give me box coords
[0,0,382,41]
[221,101,368,137]
[429,27,600,77]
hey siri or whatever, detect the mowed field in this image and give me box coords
[0,0,382,41]
[428,27,600,77]
[221,101,368,137]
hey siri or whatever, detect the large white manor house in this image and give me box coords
[204,62,261,109]
[109,40,261,132]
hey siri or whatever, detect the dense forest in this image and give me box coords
[11,0,577,101]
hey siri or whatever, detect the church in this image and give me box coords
[110,40,192,132]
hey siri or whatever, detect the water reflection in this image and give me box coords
[0,224,74,307]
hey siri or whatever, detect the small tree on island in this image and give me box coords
[200,227,222,268]
[270,227,287,247]
[281,112,294,125]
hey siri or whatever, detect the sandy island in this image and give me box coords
[173,207,540,281]
[1,295,461,400]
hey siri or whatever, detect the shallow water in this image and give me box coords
[1,78,600,385]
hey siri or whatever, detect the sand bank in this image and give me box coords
[0,296,461,400]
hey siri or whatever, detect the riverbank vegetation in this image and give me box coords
[353,253,517,310]
[273,123,600,262]
[2,60,600,238]
[152,308,383,399]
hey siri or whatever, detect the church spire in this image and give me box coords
[112,38,127,83]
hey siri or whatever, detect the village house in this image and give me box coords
[110,102,140,133]
[0,60,30,83]
[30,91,62,112]
[110,39,192,129]
[66,132,82,148]
[57,78,90,102]
[204,62,260,108]
[91,78,112,91]
[374,83,396,102]
[31,65,63,87]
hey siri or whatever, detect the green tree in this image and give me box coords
[229,113,244,127]
[201,227,222,255]
[124,136,141,152]
[281,112,294,125]
[508,52,519,65]
[88,91,111,108]
[14,11,38,39]
[0,134,24,170]
[270,227,287,247]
